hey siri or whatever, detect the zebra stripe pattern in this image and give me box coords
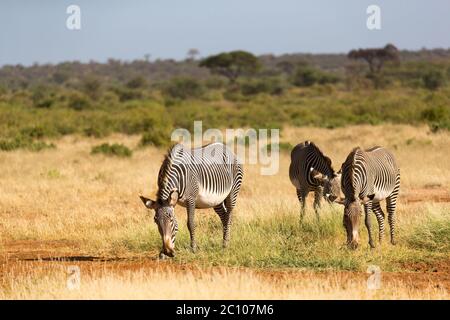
[142,142,243,256]
[289,141,340,220]
[340,146,400,248]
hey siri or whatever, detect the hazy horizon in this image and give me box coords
[1,0,449,66]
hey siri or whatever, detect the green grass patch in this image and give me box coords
[91,143,133,158]
[111,205,450,272]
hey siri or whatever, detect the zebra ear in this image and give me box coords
[139,195,157,209]
[169,190,179,207]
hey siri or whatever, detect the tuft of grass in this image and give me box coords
[0,136,55,152]
[406,213,450,252]
[91,143,132,158]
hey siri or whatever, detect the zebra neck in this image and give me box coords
[157,177,184,202]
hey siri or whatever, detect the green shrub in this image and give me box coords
[126,76,147,89]
[0,135,55,152]
[263,142,293,154]
[91,143,132,157]
[31,85,54,108]
[112,87,143,102]
[291,67,339,87]
[421,105,449,122]
[162,77,204,99]
[240,78,285,96]
[83,126,111,138]
[140,127,172,147]
[422,69,445,90]
[67,92,91,111]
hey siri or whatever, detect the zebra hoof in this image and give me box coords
[158,252,166,260]
[369,242,376,249]
[391,240,397,245]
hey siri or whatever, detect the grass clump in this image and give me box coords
[0,135,56,152]
[406,213,450,252]
[91,143,132,158]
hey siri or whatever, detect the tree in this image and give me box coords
[82,76,102,100]
[199,50,261,83]
[276,60,295,75]
[348,43,400,74]
[186,49,200,61]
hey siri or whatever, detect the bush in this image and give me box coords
[421,105,449,122]
[263,142,293,154]
[240,78,285,96]
[140,127,172,147]
[112,87,143,102]
[91,143,132,157]
[0,135,55,152]
[31,85,54,108]
[83,126,111,138]
[422,69,445,90]
[291,67,339,87]
[67,92,91,111]
[162,77,204,99]
[126,76,147,89]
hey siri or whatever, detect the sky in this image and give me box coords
[0,0,449,66]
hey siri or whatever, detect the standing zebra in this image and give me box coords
[337,146,400,249]
[289,141,341,220]
[140,142,243,257]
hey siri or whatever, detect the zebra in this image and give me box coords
[140,142,243,257]
[288,141,341,220]
[337,146,400,249]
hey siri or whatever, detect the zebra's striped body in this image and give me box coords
[289,141,340,219]
[141,142,243,256]
[340,146,400,248]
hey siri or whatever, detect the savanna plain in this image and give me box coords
[0,125,449,299]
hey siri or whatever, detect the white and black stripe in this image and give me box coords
[289,141,339,219]
[341,146,400,248]
[157,142,243,250]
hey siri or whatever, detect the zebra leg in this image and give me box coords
[386,174,400,245]
[220,179,241,248]
[214,202,232,248]
[313,187,323,220]
[186,200,197,252]
[372,202,386,245]
[364,203,375,248]
[296,188,307,221]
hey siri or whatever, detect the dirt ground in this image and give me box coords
[1,242,448,294]
[1,186,449,296]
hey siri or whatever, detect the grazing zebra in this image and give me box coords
[289,141,341,220]
[140,142,243,257]
[337,146,400,249]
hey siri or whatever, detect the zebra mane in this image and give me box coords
[156,144,184,201]
[307,141,335,176]
[341,147,362,200]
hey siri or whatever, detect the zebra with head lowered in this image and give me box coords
[289,141,341,220]
[337,146,400,249]
[140,142,243,257]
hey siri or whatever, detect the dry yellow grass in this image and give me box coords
[0,124,449,299]
[0,261,447,300]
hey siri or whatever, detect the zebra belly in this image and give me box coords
[195,187,231,208]
[371,187,393,202]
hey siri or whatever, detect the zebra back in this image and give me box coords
[289,141,335,189]
[157,143,242,203]
[341,146,399,202]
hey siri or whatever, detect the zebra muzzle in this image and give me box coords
[163,237,175,257]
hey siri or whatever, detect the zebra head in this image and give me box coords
[339,199,362,249]
[139,190,179,257]
[311,168,342,203]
